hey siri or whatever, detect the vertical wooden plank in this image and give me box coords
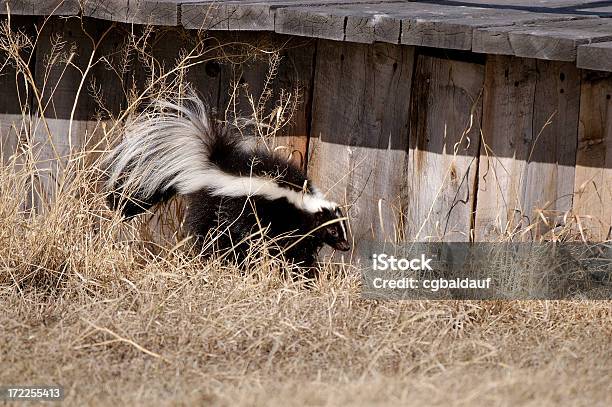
[0,63,24,162]
[474,56,536,240]
[0,16,34,163]
[264,37,315,164]
[125,27,222,104]
[474,55,580,240]
[574,71,612,240]
[214,32,315,165]
[524,59,579,229]
[308,40,414,254]
[33,17,125,204]
[33,18,95,201]
[405,52,484,242]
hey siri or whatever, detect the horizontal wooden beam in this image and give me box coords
[181,0,406,31]
[2,1,612,70]
[400,7,590,50]
[273,2,592,49]
[2,0,80,15]
[473,18,612,61]
[1,0,181,25]
[577,40,612,71]
[82,0,180,25]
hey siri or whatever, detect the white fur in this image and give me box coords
[105,91,338,214]
[194,169,337,213]
[337,208,348,241]
[104,94,214,198]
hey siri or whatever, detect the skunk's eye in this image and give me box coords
[328,228,338,237]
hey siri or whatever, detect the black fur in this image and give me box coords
[207,130,316,194]
[186,190,324,271]
[107,184,177,219]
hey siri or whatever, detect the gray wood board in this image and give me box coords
[577,40,612,71]
[573,71,612,239]
[415,1,612,10]
[0,16,36,164]
[474,56,580,240]
[308,40,414,253]
[404,53,484,241]
[272,2,590,49]
[577,5,612,17]
[276,2,453,43]
[400,7,588,49]
[211,32,315,167]
[473,17,612,60]
[0,0,180,25]
[82,0,180,25]
[1,0,80,15]
[275,6,348,40]
[0,1,182,25]
[181,0,405,31]
[182,1,273,30]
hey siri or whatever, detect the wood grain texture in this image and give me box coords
[82,0,179,26]
[473,18,612,61]
[344,8,401,44]
[1,0,79,15]
[125,0,180,25]
[182,2,273,30]
[474,57,537,241]
[181,1,396,31]
[213,33,316,166]
[275,6,346,40]
[573,71,612,240]
[270,2,590,50]
[0,16,35,163]
[275,2,482,45]
[308,40,414,255]
[405,13,590,51]
[32,19,125,204]
[421,0,610,9]
[82,0,129,23]
[404,52,484,242]
[577,41,612,72]
[126,27,222,111]
[474,56,580,240]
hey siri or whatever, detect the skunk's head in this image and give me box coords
[313,206,350,251]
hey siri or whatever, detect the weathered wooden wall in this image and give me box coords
[0,14,610,253]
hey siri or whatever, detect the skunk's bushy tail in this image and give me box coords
[104,91,228,216]
[105,89,337,219]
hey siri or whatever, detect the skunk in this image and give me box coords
[103,90,350,271]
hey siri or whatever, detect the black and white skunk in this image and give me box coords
[103,91,350,271]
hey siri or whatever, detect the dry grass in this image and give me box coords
[0,12,610,407]
[1,272,610,406]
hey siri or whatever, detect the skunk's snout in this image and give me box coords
[318,207,350,252]
[333,239,351,252]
